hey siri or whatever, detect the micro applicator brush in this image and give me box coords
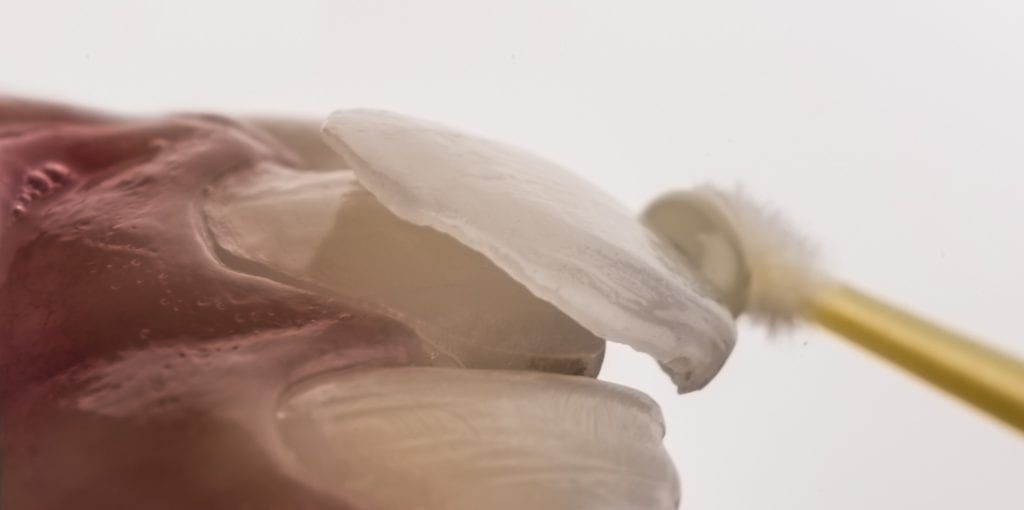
[644,187,1024,433]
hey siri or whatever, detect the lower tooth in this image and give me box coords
[276,366,680,510]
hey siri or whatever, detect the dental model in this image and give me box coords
[0,98,730,509]
[2,97,1021,510]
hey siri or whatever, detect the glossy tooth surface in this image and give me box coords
[277,367,680,510]
[322,110,737,391]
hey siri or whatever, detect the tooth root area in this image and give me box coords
[277,367,680,510]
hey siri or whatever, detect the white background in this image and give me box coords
[2,1,1023,508]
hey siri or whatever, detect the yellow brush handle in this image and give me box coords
[806,284,1024,433]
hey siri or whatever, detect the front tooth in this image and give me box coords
[276,367,680,510]
[204,165,604,376]
[321,110,737,391]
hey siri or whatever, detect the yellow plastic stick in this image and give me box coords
[807,284,1024,433]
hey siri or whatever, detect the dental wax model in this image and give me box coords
[0,97,735,509]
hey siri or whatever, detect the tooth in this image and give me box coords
[321,110,736,391]
[204,165,605,376]
[276,367,680,510]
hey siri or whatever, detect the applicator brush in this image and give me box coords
[644,187,1024,433]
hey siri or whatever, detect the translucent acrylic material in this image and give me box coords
[323,110,736,391]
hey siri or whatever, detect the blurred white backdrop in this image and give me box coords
[2,1,1022,508]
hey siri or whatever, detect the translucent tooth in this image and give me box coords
[321,110,736,391]
[204,165,605,376]
[276,367,680,510]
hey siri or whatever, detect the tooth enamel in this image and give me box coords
[321,110,736,391]
[276,367,680,510]
[204,165,605,376]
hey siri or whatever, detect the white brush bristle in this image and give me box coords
[695,186,826,328]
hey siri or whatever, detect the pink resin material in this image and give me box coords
[0,98,421,509]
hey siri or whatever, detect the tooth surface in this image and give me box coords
[204,165,605,375]
[276,367,680,510]
[322,110,736,391]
